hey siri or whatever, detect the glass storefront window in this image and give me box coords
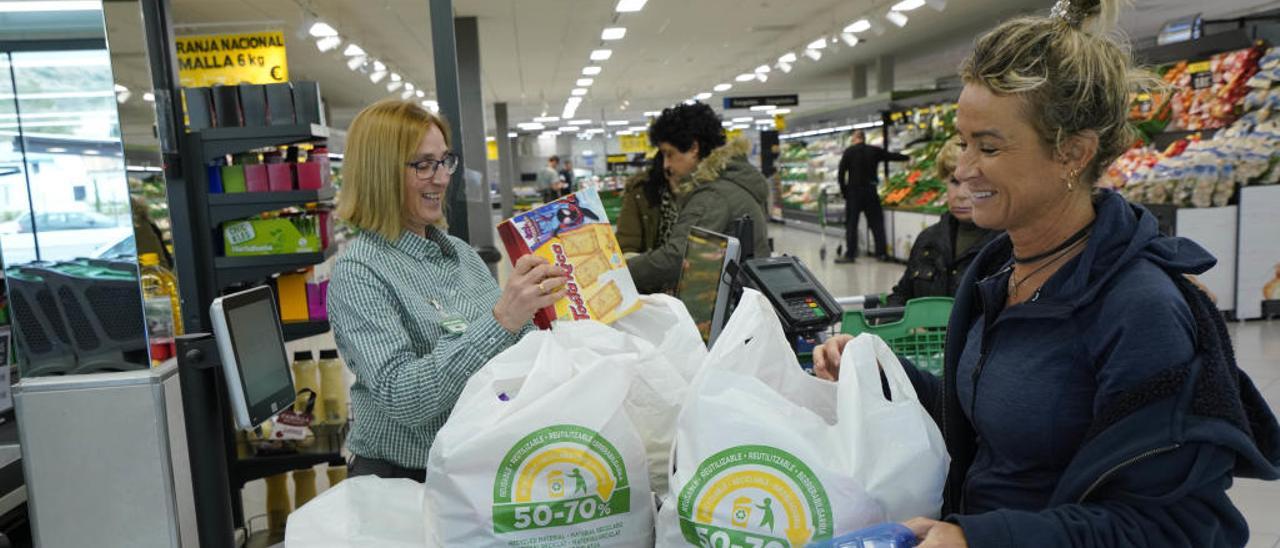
[0,49,133,266]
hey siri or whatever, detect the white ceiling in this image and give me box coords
[101,0,1280,138]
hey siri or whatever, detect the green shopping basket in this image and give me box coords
[841,296,954,376]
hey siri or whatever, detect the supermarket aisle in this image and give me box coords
[769,222,904,298]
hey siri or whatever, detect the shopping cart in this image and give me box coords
[840,296,953,376]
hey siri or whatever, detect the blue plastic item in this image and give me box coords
[807,523,918,548]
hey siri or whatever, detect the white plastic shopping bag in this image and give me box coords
[613,294,708,382]
[612,295,707,497]
[657,290,885,548]
[285,476,426,547]
[841,333,949,522]
[424,320,655,547]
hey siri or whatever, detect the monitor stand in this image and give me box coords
[176,333,237,548]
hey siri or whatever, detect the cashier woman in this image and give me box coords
[328,99,567,481]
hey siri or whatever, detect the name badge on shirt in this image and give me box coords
[431,299,468,334]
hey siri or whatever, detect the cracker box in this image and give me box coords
[497,187,642,328]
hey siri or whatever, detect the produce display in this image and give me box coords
[879,104,956,214]
[1165,46,1263,131]
[1104,46,1280,207]
[778,133,848,215]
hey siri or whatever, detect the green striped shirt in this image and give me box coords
[328,227,526,469]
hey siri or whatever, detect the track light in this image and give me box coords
[840,33,860,47]
[387,80,402,92]
[778,52,797,64]
[309,22,338,37]
[315,36,341,52]
[342,44,364,57]
[346,55,366,71]
[892,0,925,11]
[886,11,909,28]
[807,38,828,50]
[756,72,768,83]
[583,66,602,76]
[844,19,872,33]
[736,73,756,82]
[776,61,793,73]
[804,49,822,61]
[589,49,613,61]
[713,83,732,92]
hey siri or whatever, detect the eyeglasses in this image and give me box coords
[405,152,460,180]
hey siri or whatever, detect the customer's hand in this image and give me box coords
[493,255,569,333]
[812,334,854,381]
[905,517,968,548]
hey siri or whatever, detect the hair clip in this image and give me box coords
[1049,0,1074,24]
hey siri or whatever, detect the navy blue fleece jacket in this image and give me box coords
[901,190,1280,547]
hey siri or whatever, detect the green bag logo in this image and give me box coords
[492,425,631,534]
[678,445,833,548]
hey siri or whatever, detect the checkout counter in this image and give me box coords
[13,285,326,547]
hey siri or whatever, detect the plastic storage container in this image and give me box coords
[317,349,347,425]
[291,350,322,419]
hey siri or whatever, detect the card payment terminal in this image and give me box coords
[738,255,843,335]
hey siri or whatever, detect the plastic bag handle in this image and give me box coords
[838,333,919,406]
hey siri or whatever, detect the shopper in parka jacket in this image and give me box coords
[814,1,1280,546]
[627,102,769,293]
[886,137,999,307]
[615,154,675,255]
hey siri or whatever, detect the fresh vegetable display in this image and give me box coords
[778,134,848,213]
[879,105,956,214]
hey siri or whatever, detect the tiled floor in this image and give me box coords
[253,221,1280,545]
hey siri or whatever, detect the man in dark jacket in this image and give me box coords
[835,130,910,263]
[885,138,998,306]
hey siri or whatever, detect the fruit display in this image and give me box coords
[1103,47,1280,208]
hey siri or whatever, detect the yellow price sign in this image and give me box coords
[725,129,744,142]
[176,30,289,87]
[487,140,499,161]
[619,132,653,154]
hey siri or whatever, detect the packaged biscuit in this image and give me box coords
[497,188,642,328]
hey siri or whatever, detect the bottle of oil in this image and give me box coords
[140,253,182,365]
[317,349,348,425]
